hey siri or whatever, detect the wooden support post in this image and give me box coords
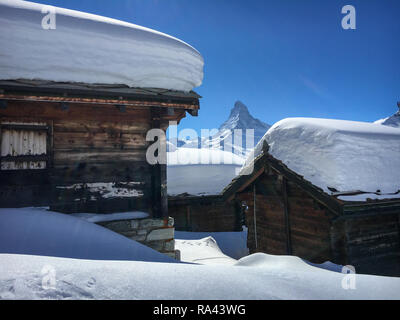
[253,184,258,250]
[186,206,192,231]
[150,107,168,219]
[282,176,292,255]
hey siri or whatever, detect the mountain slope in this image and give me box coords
[214,101,271,154]
[178,101,271,156]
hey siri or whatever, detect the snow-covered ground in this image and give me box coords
[0,207,173,263]
[0,0,203,92]
[175,237,237,265]
[243,118,400,201]
[2,252,400,300]
[176,229,249,260]
[1,207,400,300]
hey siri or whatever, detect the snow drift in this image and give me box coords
[0,0,204,92]
[2,252,400,299]
[0,207,174,263]
[1,207,400,300]
[175,236,237,265]
[176,230,249,260]
[242,118,400,199]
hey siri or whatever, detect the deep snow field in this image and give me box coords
[1,207,400,300]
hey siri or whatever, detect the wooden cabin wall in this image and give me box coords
[168,197,243,232]
[0,100,168,215]
[284,179,333,263]
[238,170,334,263]
[342,213,400,276]
[51,117,152,213]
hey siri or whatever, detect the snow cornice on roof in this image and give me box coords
[0,0,204,92]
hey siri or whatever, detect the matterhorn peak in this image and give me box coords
[233,100,249,111]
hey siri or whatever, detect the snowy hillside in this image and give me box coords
[0,0,203,92]
[374,109,400,128]
[242,118,400,200]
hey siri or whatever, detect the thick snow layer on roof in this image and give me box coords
[167,148,244,196]
[0,0,203,92]
[168,148,244,166]
[243,118,400,199]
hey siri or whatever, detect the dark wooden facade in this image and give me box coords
[168,195,244,232]
[0,80,200,218]
[223,149,400,276]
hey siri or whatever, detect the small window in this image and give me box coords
[0,122,49,170]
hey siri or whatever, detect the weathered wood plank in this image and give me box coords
[53,149,147,164]
[1,101,152,122]
[53,120,150,133]
[50,161,151,185]
[53,131,148,150]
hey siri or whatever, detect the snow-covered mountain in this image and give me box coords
[214,101,271,154]
[374,107,400,128]
[171,101,271,155]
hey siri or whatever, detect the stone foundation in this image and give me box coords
[97,216,177,259]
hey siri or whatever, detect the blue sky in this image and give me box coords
[31,0,399,132]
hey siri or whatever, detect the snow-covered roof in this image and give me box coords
[168,148,244,166]
[0,0,204,92]
[167,148,244,196]
[241,118,400,201]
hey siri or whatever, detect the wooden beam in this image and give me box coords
[253,184,258,250]
[0,124,48,131]
[224,158,266,202]
[0,94,199,110]
[187,108,198,117]
[0,154,49,162]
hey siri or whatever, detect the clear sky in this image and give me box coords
[30,0,399,133]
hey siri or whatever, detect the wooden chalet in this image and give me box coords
[0,79,200,220]
[223,143,400,276]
